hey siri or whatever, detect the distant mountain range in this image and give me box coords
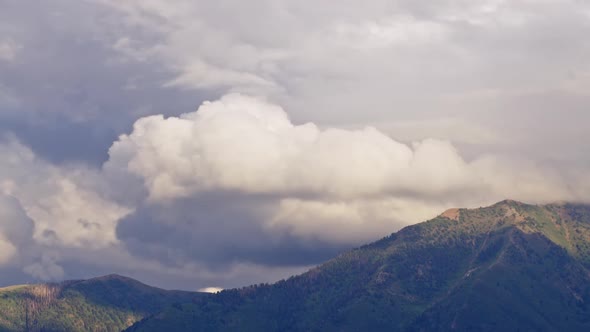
[3,200,590,331]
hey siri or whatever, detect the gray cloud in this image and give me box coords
[0,0,213,165]
[0,194,67,284]
[117,194,347,268]
[0,194,34,265]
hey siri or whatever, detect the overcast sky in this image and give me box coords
[0,0,589,291]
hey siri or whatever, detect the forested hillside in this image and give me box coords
[127,201,590,331]
[0,274,199,332]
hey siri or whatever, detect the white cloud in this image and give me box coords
[108,94,584,202]
[105,94,589,246]
[0,40,20,61]
[0,140,131,248]
[0,234,17,265]
[0,194,33,266]
[107,94,467,201]
[268,197,449,244]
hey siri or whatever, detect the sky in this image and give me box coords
[0,0,589,291]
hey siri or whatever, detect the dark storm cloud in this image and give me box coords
[0,194,34,250]
[0,114,117,165]
[117,193,348,269]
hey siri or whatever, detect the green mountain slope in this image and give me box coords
[0,274,200,332]
[126,200,590,332]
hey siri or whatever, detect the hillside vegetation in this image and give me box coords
[0,274,199,332]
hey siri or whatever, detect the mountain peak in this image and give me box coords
[496,198,524,204]
[439,208,460,220]
[89,274,139,283]
[492,198,530,208]
[438,200,532,223]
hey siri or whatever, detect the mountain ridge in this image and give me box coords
[126,200,590,331]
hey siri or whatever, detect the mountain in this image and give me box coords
[0,274,200,332]
[125,200,590,332]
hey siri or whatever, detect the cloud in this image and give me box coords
[2,0,590,165]
[0,194,34,266]
[107,94,464,201]
[0,135,322,288]
[0,234,17,265]
[0,193,66,282]
[107,94,411,200]
[0,139,131,248]
[23,252,65,281]
[103,94,590,278]
[107,94,584,204]
[100,0,590,121]
[0,40,20,62]
[0,139,132,282]
[0,0,213,165]
[0,90,587,290]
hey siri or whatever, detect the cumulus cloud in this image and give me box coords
[0,134,323,288]
[2,91,589,289]
[107,95,454,200]
[107,94,584,204]
[0,91,589,290]
[0,139,132,282]
[104,94,590,277]
[107,94,415,200]
[0,140,131,248]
